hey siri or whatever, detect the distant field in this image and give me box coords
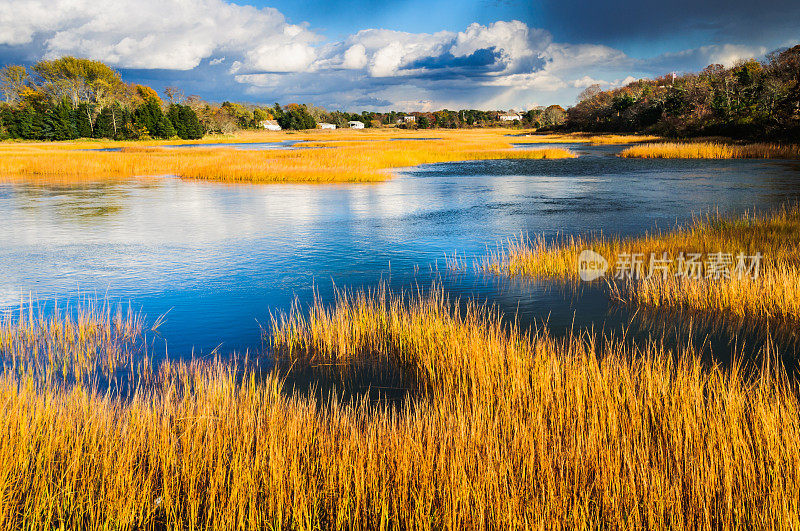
[0,129,576,183]
[509,132,663,144]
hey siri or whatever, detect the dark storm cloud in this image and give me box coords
[402,46,550,81]
[351,96,393,107]
[533,0,800,46]
[407,47,501,70]
[641,42,782,74]
[118,61,262,103]
[0,43,44,67]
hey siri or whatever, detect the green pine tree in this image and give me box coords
[155,116,177,138]
[48,100,77,141]
[180,106,204,139]
[75,103,93,138]
[133,97,164,138]
[167,104,186,139]
[94,107,116,139]
[15,107,41,139]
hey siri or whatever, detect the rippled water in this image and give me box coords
[2,143,799,357]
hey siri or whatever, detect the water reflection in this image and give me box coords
[90,140,301,152]
[2,145,800,360]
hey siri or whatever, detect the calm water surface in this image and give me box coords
[2,144,799,358]
[91,140,301,152]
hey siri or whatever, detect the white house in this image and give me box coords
[318,122,336,129]
[348,121,365,129]
[498,111,522,122]
[258,120,281,131]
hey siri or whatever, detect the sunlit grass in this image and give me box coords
[609,265,800,341]
[0,298,145,383]
[484,205,800,337]
[585,134,662,144]
[0,129,575,183]
[620,141,800,159]
[511,133,662,144]
[1,288,799,528]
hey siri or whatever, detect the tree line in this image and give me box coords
[567,45,800,139]
[0,56,570,140]
[0,57,203,141]
[211,103,567,131]
[15,49,796,140]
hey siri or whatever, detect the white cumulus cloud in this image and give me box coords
[614,75,639,86]
[342,44,368,69]
[571,75,610,88]
[0,0,320,71]
[370,41,406,77]
[6,4,764,111]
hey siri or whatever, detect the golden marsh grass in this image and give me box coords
[0,129,575,183]
[1,288,800,528]
[512,133,662,144]
[485,206,800,337]
[620,141,800,159]
[0,299,145,382]
[609,266,800,342]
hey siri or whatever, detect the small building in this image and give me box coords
[403,115,416,124]
[498,111,522,122]
[259,120,281,131]
[318,122,336,129]
[348,121,365,129]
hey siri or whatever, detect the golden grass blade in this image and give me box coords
[1,287,799,528]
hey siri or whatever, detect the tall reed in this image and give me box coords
[620,141,800,159]
[0,298,145,383]
[484,205,800,337]
[2,289,799,528]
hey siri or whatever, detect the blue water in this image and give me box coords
[389,137,441,141]
[165,140,302,150]
[90,140,301,152]
[2,144,799,356]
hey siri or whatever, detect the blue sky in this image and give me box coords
[1,0,797,111]
[242,0,532,38]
